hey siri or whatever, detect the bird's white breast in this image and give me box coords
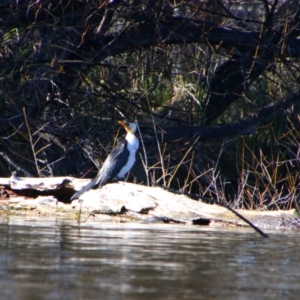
[126,132,139,151]
[117,133,139,179]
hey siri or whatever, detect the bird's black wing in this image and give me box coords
[71,140,128,200]
[94,140,129,186]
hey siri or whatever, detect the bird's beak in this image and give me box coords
[118,120,130,132]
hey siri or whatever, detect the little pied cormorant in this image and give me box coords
[71,121,139,200]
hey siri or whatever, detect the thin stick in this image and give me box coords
[196,194,269,238]
[167,136,200,188]
[23,107,40,176]
[77,199,83,224]
[146,97,166,187]
[137,123,150,186]
[168,187,269,238]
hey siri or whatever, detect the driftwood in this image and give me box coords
[0,175,299,233]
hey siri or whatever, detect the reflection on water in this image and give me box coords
[0,216,300,300]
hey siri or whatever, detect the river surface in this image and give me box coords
[0,215,299,300]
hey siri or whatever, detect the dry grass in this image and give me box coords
[137,114,300,211]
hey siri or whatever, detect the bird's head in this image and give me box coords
[118,120,137,134]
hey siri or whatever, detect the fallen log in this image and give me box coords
[0,175,299,232]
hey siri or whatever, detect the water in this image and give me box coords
[0,215,299,300]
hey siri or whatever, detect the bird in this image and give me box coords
[71,121,139,200]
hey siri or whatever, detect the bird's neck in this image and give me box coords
[125,132,139,150]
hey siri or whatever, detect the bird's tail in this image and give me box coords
[70,177,98,200]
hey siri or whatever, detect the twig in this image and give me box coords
[167,136,200,188]
[195,194,269,238]
[23,107,40,175]
[137,123,150,186]
[167,187,269,238]
[146,96,167,187]
[77,199,83,224]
